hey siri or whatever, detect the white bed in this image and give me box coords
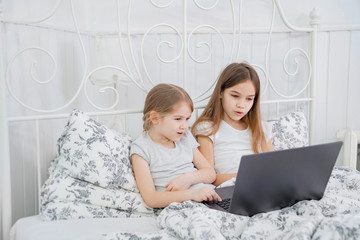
[10,216,158,240]
[1,0,360,240]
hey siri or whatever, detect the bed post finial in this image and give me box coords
[309,8,320,26]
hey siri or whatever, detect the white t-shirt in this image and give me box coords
[130,130,207,191]
[193,120,272,174]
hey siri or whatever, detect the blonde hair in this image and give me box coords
[143,83,194,131]
[192,62,266,153]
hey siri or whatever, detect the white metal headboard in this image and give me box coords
[0,0,319,239]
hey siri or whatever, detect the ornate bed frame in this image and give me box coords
[0,1,319,238]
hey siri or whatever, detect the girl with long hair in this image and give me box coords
[192,62,274,186]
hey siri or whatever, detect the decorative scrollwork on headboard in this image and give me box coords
[3,0,317,113]
[264,1,312,99]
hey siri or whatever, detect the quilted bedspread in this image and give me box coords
[103,166,360,240]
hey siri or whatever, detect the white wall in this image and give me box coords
[4,0,360,28]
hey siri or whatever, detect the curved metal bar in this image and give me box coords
[149,0,175,8]
[5,0,88,113]
[30,58,57,85]
[283,48,311,76]
[191,1,236,102]
[265,1,312,99]
[188,25,226,102]
[192,0,237,64]
[5,47,58,112]
[187,25,225,63]
[193,0,219,10]
[84,65,147,111]
[140,23,183,86]
[156,39,182,63]
[2,0,62,24]
[273,0,314,32]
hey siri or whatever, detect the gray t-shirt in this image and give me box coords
[130,130,201,191]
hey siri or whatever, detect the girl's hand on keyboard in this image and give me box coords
[190,187,222,202]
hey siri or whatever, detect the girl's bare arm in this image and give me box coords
[165,149,216,191]
[197,136,237,186]
[263,138,274,152]
[197,136,215,166]
[131,154,220,208]
[197,136,274,186]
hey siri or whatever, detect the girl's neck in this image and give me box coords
[222,116,248,130]
[148,128,175,148]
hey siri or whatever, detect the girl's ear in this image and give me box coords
[149,110,159,124]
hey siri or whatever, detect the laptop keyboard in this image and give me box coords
[217,198,231,211]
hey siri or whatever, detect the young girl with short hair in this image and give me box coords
[192,62,274,186]
[131,83,221,208]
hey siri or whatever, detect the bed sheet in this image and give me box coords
[10,167,360,240]
[102,166,360,240]
[9,215,159,240]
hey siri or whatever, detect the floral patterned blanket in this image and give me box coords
[104,167,360,240]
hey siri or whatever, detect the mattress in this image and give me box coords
[10,215,159,240]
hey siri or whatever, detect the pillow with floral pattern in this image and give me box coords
[55,109,137,191]
[271,111,309,150]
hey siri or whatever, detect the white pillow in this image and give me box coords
[40,166,155,220]
[271,111,309,150]
[55,109,137,191]
[40,109,159,221]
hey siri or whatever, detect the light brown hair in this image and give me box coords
[143,83,194,131]
[191,62,266,153]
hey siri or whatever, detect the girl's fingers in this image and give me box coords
[208,194,214,202]
[215,192,222,201]
[208,190,221,202]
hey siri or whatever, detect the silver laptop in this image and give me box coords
[204,141,343,216]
